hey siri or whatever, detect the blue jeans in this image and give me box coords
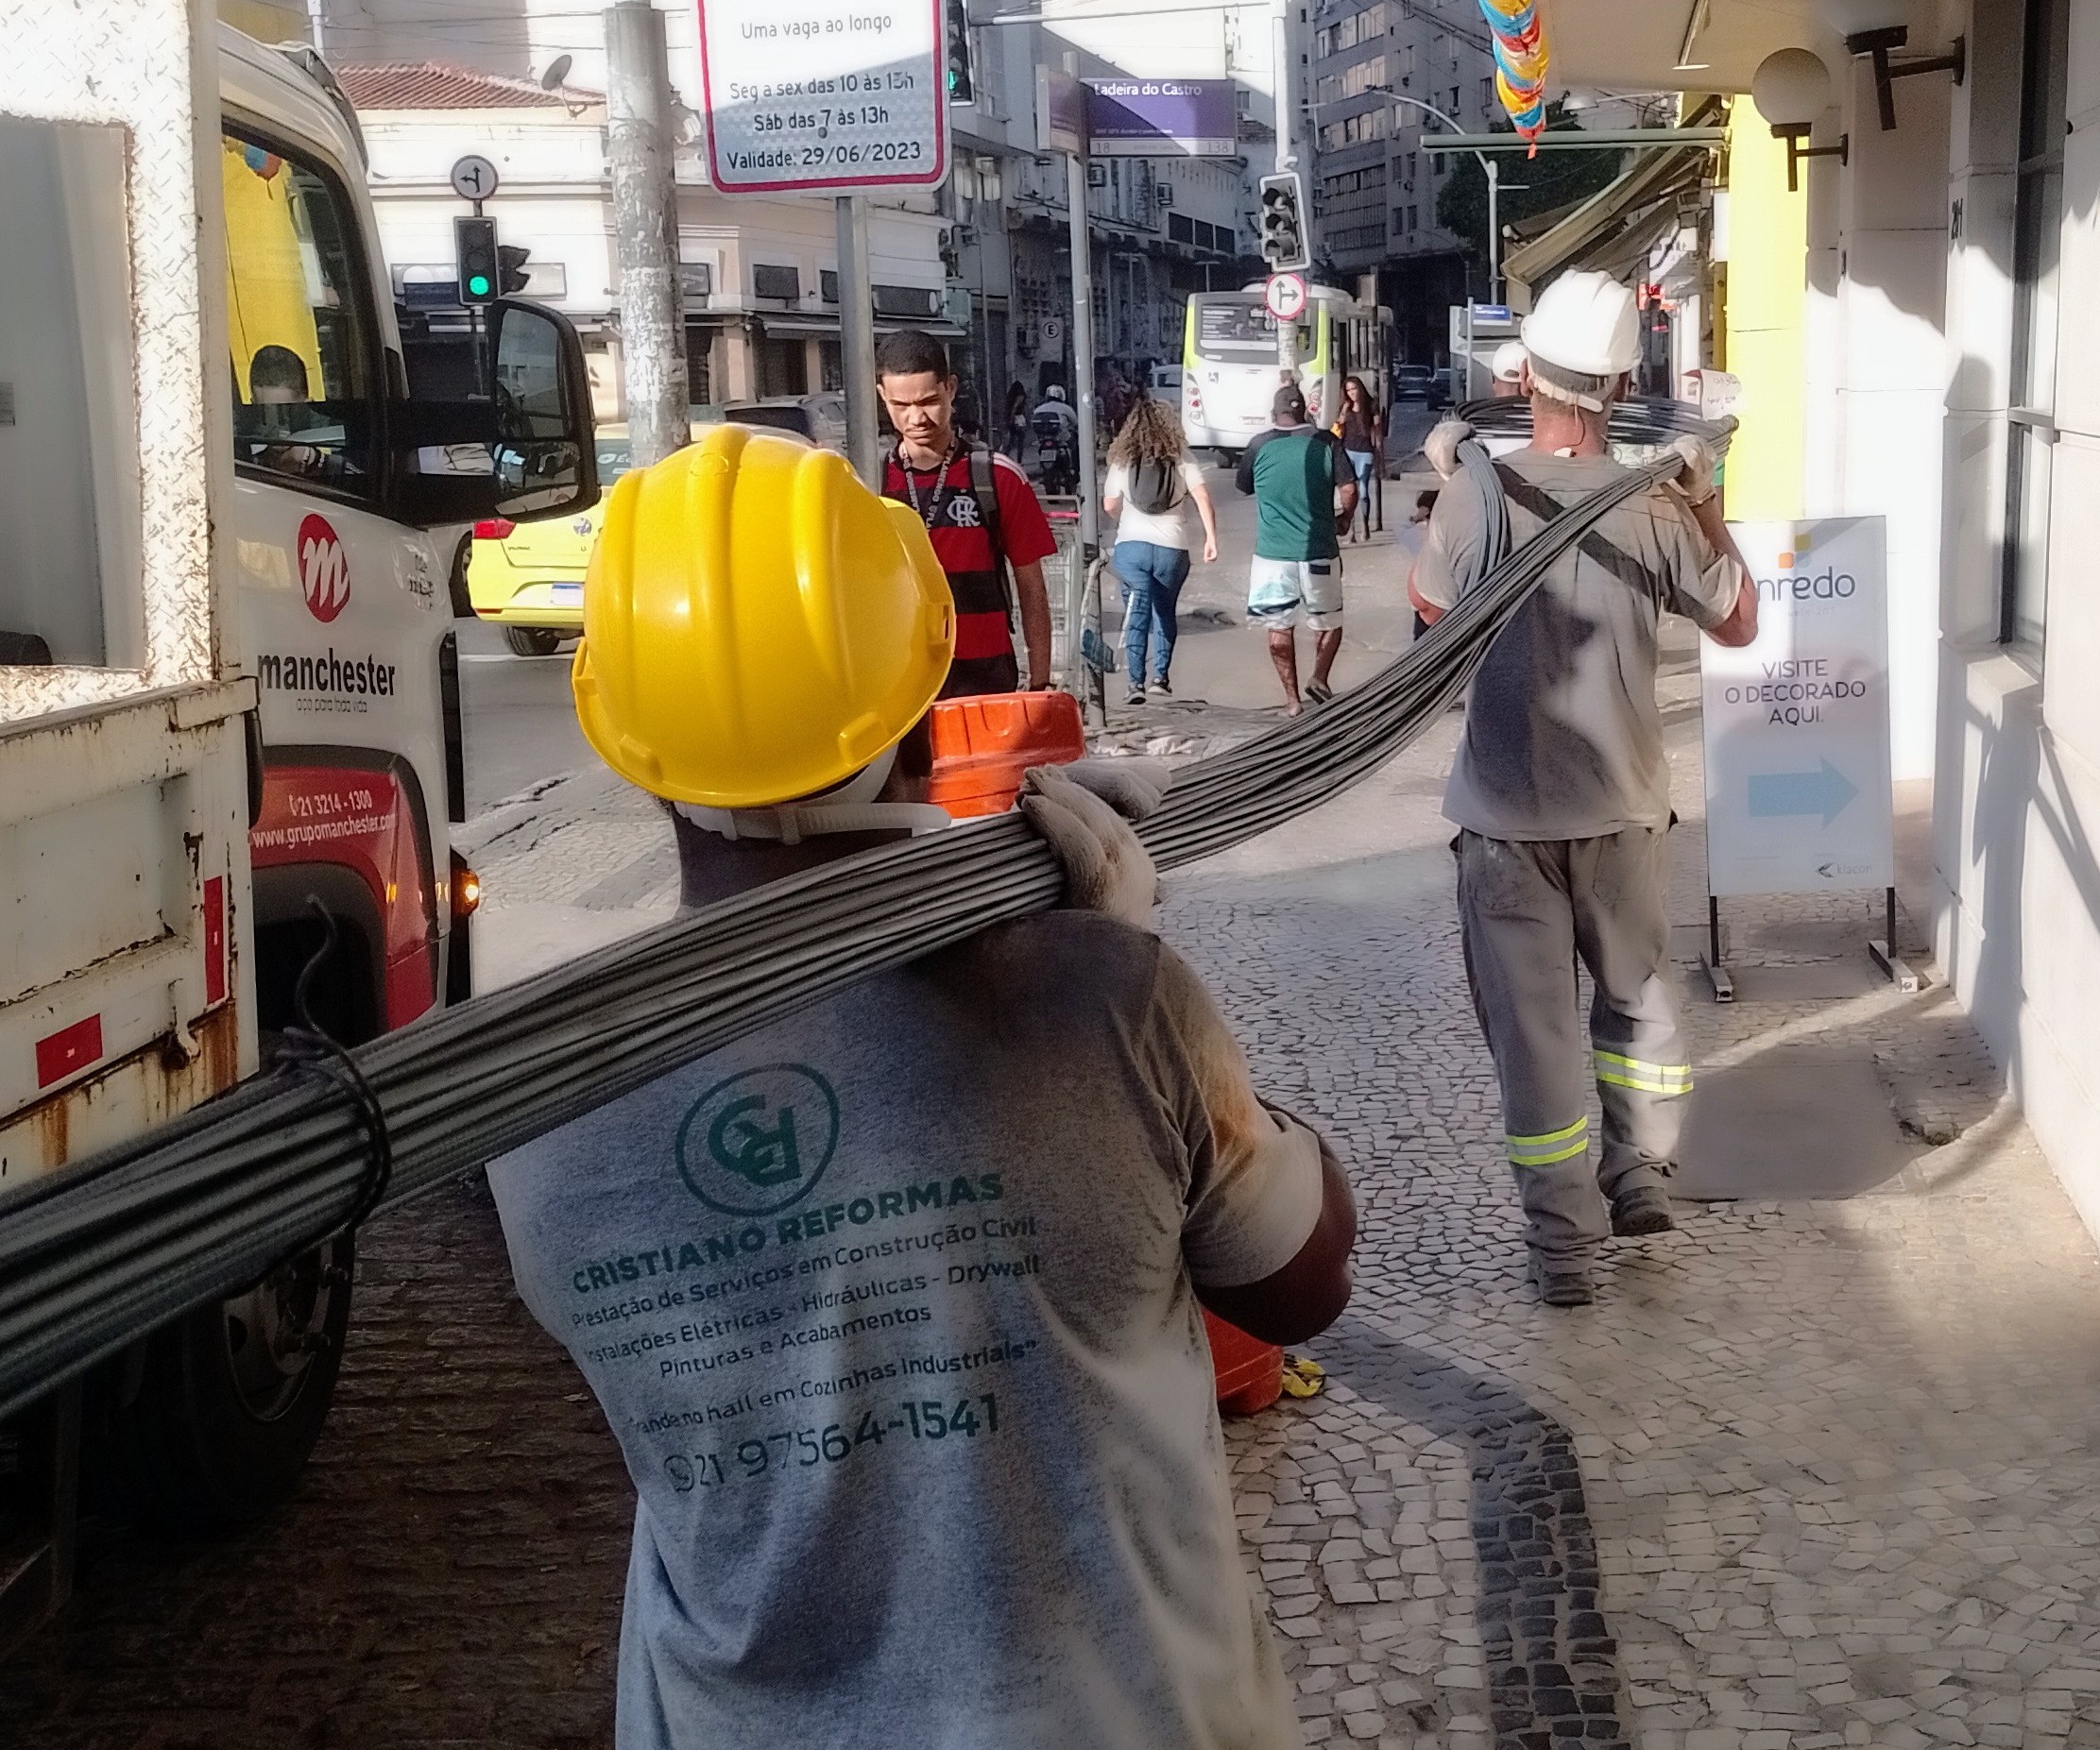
[1346,450,1375,533]
[1113,540,1191,685]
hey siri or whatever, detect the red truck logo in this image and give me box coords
[298,513,350,622]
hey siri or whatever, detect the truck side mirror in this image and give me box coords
[487,298,598,518]
[389,298,598,529]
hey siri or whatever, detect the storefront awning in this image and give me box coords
[1501,104,1719,314]
[757,313,967,340]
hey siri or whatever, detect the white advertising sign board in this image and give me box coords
[697,0,947,194]
[1701,518,1894,897]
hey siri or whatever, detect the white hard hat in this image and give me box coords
[1491,340,1529,382]
[1520,271,1640,377]
[1046,384,1067,401]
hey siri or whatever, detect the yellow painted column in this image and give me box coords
[1720,106,1807,521]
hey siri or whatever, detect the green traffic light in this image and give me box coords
[468,273,492,297]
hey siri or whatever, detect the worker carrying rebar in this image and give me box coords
[493,425,1357,1746]
[1410,270,1759,1308]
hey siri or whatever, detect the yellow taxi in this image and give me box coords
[468,404,843,654]
[466,424,645,655]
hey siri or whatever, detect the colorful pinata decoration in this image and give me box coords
[1477,0,1548,154]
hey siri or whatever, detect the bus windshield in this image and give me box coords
[1194,300,1313,361]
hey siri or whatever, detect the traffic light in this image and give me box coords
[1257,172,1307,272]
[945,0,973,103]
[497,244,532,296]
[454,214,500,305]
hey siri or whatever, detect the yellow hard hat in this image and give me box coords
[572,425,954,808]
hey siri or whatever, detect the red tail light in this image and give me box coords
[473,518,516,540]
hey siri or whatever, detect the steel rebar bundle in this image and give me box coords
[0,399,1731,1420]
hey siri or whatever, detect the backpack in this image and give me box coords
[1126,454,1185,517]
[964,444,1015,616]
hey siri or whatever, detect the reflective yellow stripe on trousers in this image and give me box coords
[1507,1116,1588,1167]
[1593,1049,1694,1096]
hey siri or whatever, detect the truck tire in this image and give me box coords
[504,625,564,656]
[87,1235,355,1531]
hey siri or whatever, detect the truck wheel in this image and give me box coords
[504,625,564,657]
[87,1235,354,1531]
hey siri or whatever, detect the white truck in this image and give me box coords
[0,1,596,1635]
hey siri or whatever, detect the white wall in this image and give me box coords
[1934,0,2100,1245]
[1800,57,1951,785]
[1840,59,1952,785]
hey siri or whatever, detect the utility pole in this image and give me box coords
[606,0,689,468]
[835,195,880,484]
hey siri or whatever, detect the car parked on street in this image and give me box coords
[1395,363,1444,407]
[722,393,849,451]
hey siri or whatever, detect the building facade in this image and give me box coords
[299,0,1271,438]
[335,64,951,423]
[1539,0,2100,1251]
[1307,0,1507,362]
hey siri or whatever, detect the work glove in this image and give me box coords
[1668,433,1719,508]
[1017,758,1170,929]
[1423,418,1474,481]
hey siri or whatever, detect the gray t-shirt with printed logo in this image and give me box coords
[487,910,1322,1750]
[1412,450,1746,841]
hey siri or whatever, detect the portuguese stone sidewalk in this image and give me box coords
[11,506,2100,1748]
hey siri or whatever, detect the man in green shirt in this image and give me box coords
[1236,384,1357,715]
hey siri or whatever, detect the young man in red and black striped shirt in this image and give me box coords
[876,331,1057,697]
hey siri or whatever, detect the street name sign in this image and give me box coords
[697,0,948,194]
[1264,272,1307,322]
[1701,517,1894,897]
[1084,78,1237,156]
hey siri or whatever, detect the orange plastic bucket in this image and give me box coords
[1204,1309,1285,1416]
[927,690,1087,816]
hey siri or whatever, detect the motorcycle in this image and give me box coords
[1032,410,1079,496]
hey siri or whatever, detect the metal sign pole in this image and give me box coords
[1065,144,1099,710]
[835,194,880,487]
[1058,51,1108,574]
[1271,0,1298,376]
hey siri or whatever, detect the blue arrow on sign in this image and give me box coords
[1748,758,1857,825]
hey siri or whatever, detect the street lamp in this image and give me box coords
[1751,47,1848,191]
[1313,88,1503,300]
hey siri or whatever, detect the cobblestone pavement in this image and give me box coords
[13,518,2100,1747]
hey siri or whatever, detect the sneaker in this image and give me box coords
[1153,673,1172,695]
[1126,687,1146,706]
[1528,1257,1596,1307]
[1610,1184,1676,1237]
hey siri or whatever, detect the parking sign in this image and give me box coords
[697,0,948,194]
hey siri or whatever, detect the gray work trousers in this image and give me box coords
[1455,828,1693,1268]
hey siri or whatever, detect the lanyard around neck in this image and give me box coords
[896,440,958,529]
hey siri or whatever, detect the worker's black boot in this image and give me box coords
[1528,1254,1595,1307]
[1610,1183,1676,1237]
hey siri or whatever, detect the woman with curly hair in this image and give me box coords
[1101,395,1219,705]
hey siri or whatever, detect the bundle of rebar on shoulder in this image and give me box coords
[0,398,1733,1418]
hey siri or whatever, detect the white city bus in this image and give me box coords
[1180,285,1395,463]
